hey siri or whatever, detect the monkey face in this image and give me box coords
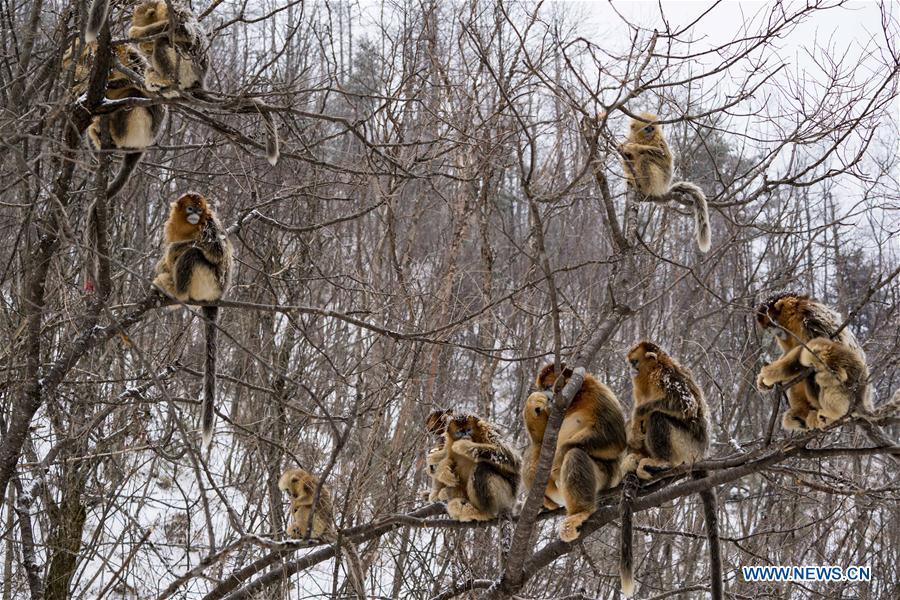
[630,113,660,142]
[535,362,573,392]
[755,295,798,341]
[173,193,208,227]
[278,468,315,500]
[446,414,480,441]
[627,341,661,372]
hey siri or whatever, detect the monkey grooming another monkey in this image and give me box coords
[154,193,233,447]
[522,363,627,542]
[619,113,712,252]
[620,341,722,599]
[278,468,366,599]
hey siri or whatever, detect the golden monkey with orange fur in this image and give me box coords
[435,414,520,522]
[422,409,464,503]
[278,468,365,599]
[755,293,871,430]
[619,113,712,252]
[154,193,233,447]
[522,363,627,542]
[620,341,722,599]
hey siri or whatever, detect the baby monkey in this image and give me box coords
[154,193,233,447]
[619,113,712,252]
[620,341,722,599]
[278,468,365,599]
[423,409,461,502]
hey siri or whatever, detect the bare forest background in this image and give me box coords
[1,1,899,599]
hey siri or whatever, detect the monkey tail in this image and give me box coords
[106,152,143,198]
[253,100,280,166]
[619,472,638,597]
[340,542,366,599]
[695,470,724,600]
[85,0,110,44]
[201,305,218,449]
[670,181,711,253]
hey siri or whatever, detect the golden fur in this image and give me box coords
[128,0,208,97]
[523,363,627,542]
[436,414,520,522]
[621,341,721,599]
[62,41,166,152]
[619,113,712,252]
[755,293,870,430]
[154,193,232,447]
[278,468,335,539]
[423,409,458,502]
[278,468,365,598]
[153,193,232,303]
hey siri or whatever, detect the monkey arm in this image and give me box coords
[633,398,692,423]
[451,440,520,475]
[128,21,170,40]
[557,427,624,461]
[757,345,805,389]
[197,222,228,264]
[620,142,667,159]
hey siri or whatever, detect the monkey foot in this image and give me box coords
[636,458,671,480]
[559,512,591,542]
[782,410,810,432]
[446,499,492,522]
[621,453,642,474]
[435,466,458,488]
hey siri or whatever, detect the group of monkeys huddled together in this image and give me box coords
[65,8,876,599]
[64,0,279,197]
[278,294,872,599]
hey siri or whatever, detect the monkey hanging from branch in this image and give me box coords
[153,192,233,447]
[620,341,723,599]
[619,113,712,252]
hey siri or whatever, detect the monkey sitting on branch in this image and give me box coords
[522,363,627,542]
[153,193,233,447]
[127,0,209,97]
[431,413,521,521]
[62,40,168,197]
[278,468,366,599]
[619,113,712,252]
[422,409,463,503]
[620,341,722,599]
[755,292,872,431]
